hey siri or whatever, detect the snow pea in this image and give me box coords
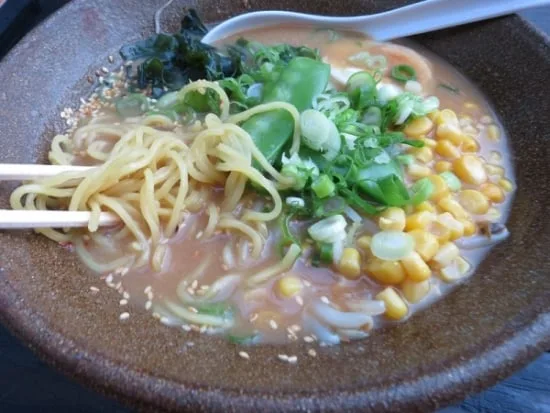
[242,57,330,166]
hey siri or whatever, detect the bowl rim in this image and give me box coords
[1,1,550,411]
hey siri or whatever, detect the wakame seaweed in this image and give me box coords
[120,10,237,97]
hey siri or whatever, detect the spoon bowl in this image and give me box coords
[202,0,550,44]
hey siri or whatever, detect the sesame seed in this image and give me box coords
[304,336,314,343]
[187,341,195,347]
[89,286,99,293]
[182,324,191,331]
[289,324,301,332]
[145,301,152,310]
[119,312,130,321]
[160,316,171,325]
[144,285,152,294]
[249,313,258,323]
[269,319,278,330]
[195,230,203,239]
[308,349,317,357]
[152,312,161,319]
[119,299,128,306]
[108,55,114,63]
[321,296,330,304]
[238,351,250,360]
[303,280,312,287]
[278,354,289,361]
[191,280,198,289]
[105,274,113,284]
[295,296,304,306]
[199,325,207,333]
[287,355,298,364]
[101,67,109,74]
[95,70,101,77]
[123,291,130,299]
[147,291,154,300]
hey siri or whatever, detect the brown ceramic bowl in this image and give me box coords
[1,0,549,411]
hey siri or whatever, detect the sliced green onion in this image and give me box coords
[440,171,462,192]
[410,177,434,205]
[438,82,460,94]
[115,93,149,117]
[308,214,347,243]
[396,154,415,165]
[391,64,417,82]
[362,106,382,126]
[318,242,334,264]
[156,91,179,109]
[312,174,336,199]
[346,71,377,94]
[300,109,331,151]
[371,231,415,261]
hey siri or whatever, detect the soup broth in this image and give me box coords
[11,20,514,346]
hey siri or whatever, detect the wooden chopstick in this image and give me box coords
[0,210,119,229]
[0,163,94,181]
[0,163,116,229]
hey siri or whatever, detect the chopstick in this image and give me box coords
[0,163,117,229]
[0,163,94,181]
[0,210,119,229]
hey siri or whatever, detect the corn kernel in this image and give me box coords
[461,136,479,152]
[401,251,431,282]
[405,211,435,231]
[480,183,504,203]
[414,146,434,163]
[438,196,469,220]
[415,201,436,213]
[429,219,451,244]
[453,155,487,185]
[484,163,505,178]
[487,124,501,141]
[421,138,437,148]
[458,190,490,214]
[460,219,477,236]
[464,102,480,111]
[337,248,362,280]
[375,287,408,320]
[401,279,431,303]
[407,229,440,261]
[439,256,471,283]
[365,258,406,285]
[276,275,303,298]
[435,139,461,159]
[428,110,440,121]
[435,160,452,173]
[378,207,406,231]
[437,212,465,241]
[408,163,432,179]
[436,124,465,146]
[356,235,372,252]
[427,174,450,202]
[435,109,458,126]
[498,178,514,192]
[404,116,434,137]
[431,242,460,267]
[485,207,502,221]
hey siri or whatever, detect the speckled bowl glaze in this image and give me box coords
[0,0,549,411]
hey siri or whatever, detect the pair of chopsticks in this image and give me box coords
[0,164,119,229]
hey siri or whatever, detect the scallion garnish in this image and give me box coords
[438,82,460,94]
[391,64,417,82]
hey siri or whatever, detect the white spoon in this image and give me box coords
[202,0,549,44]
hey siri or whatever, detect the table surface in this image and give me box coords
[1,3,550,413]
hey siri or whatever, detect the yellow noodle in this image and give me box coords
[246,244,301,287]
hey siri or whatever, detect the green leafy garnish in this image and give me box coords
[391,64,417,82]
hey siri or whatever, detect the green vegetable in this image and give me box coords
[120,10,236,98]
[196,303,233,318]
[262,57,330,112]
[346,71,378,110]
[318,242,334,264]
[438,82,460,94]
[228,334,260,345]
[391,64,417,82]
[440,171,462,192]
[243,57,330,165]
[312,174,335,199]
[279,211,300,255]
[115,93,149,117]
[410,177,434,204]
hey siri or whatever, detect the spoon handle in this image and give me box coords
[362,0,550,41]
